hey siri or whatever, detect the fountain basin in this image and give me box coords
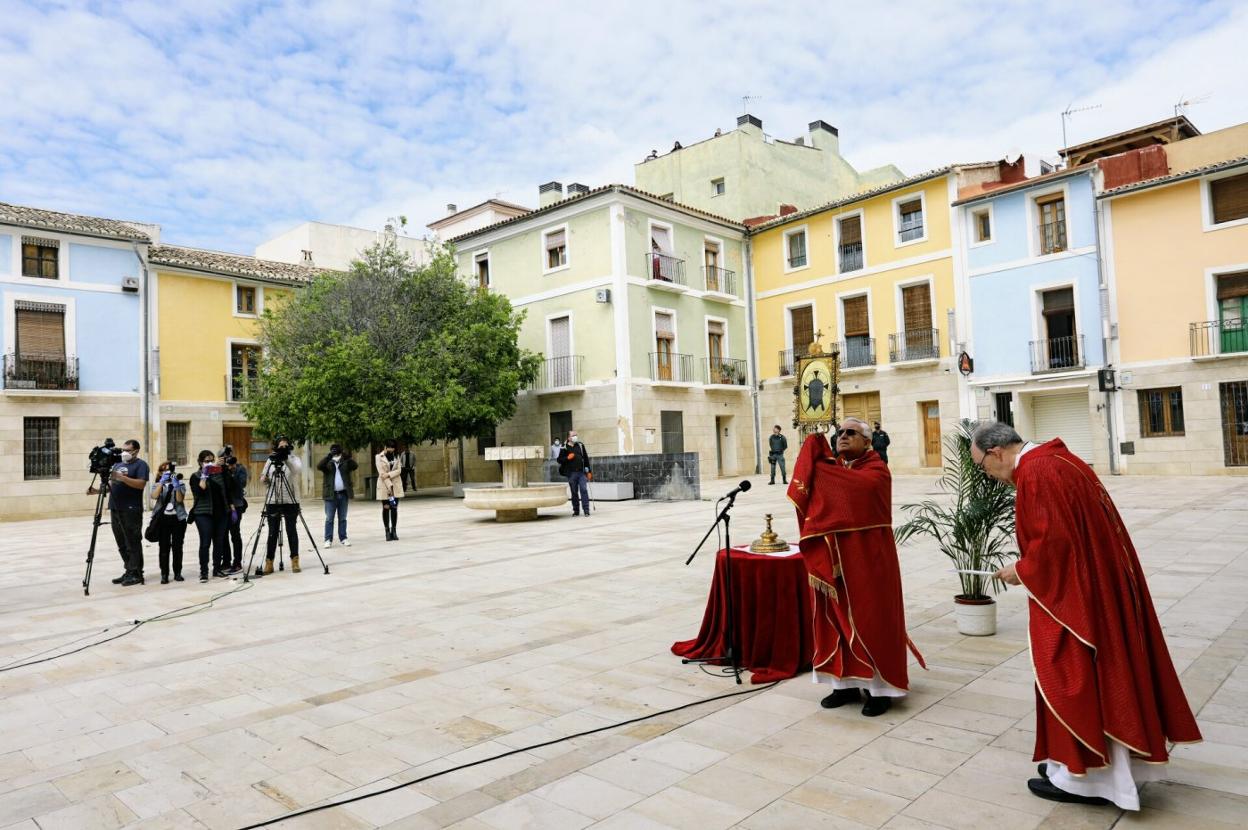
[464,446,567,521]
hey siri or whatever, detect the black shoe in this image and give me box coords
[200,572,209,583]
[572,512,580,517]
[1038,763,1048,779]
[120,574,144,586]
[174,573,185,582]
[1026,777,1110,806]
[225,565,242,575]
[861,692,891,717]
[212,568,227,578]
[112,574,127,584]
[161,574,170,584]
[391,532,398,540]
[783,479,788,484]
[819,688,861,709]
[768,480,775,485]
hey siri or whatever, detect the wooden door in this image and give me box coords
[841,392,880,427]
[224,425,264,497]
[920,402,941,467]
[1220,381,1248,467]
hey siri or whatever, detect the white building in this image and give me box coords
[426,199,531,243]
[256,221,430,271]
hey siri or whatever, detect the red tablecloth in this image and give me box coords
[672,546,812,684]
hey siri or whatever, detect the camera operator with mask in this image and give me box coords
[152,461,188,583]
[261,436,303,573]
[222,449,248,574]
[87,439,150,586]
[190,450,237,582]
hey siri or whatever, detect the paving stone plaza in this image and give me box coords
[1,474,1246,829]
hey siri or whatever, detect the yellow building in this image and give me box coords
[751,165,995,471]
[151,245,313,493]
[1100,122,1248,474]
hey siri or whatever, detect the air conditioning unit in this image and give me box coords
[121,276,139,292]
[595,288,611,303]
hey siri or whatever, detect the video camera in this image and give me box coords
[268,436,292,467]
[88,438,119,475]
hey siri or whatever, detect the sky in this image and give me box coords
[2,0,1246,255]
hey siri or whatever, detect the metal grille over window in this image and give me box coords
[1220,381,1248,466]
[23,417,60,480]
[167,422,190,465]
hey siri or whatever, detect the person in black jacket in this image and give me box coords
[189,449,238,582]
[871,421,891,464]
[317,444,358,547]
[222,450,248,573]
[768,425,789,485]
[557,430,592,517]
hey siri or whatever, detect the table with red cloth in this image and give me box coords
[671,544,812,684]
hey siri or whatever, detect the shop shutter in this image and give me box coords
[843,296,869,337]
[1211,172,1248,225]
[1032,393,1094,462]
[15,302,66,358]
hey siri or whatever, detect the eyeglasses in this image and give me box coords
[837,429,865,439]
[974,449,993,473]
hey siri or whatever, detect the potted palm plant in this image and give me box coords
[894,419,1017,636]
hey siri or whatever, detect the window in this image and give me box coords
[841,295,872,368]
[1221,381,1248,466]
[21,237,59,279]
[544,228,567,270]
[897,197,925,243]
[972,208,992,243]
[24,417,59,480]
[1037,193,1067,255]
[785,229,807,269]
[1039,287,1079,369]
[1210,171,1248,225]
[711,178,725,196]
[660,410,684,455]
[994,392,1015,427]
[790,305,814,357]
[1139,387,1185,437]
[474,252,490,289]
[236,285,257,315]
[549,411,572,445]
[837,215,863,272]
[301,249,313,263]
[654,311,675,380]
[167,421,190,466]
[707,320,724,363]
[10,300,72,390]
[1217,272,1248,354]
[230,343,261,401]
[896,282,937,360]
[704,241,722,291]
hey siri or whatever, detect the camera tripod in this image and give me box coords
[242,463,329,582]
[81,471,111,596]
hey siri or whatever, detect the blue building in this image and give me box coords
[0,203,152,519]
[954,162,1110,468]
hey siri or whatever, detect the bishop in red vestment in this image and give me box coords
[787,418,924,717]
[973,422,1202,810]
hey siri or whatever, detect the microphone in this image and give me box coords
[723,480,752,500]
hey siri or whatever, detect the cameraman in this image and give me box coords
[222,451,248,574]
[88,438,149,586]
[261,436,303,573]
[317,443,357,547]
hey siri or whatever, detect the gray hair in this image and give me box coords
[841,417,870,437]
[971,420,1024,452]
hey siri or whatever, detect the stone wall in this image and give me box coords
[543,452,701,500]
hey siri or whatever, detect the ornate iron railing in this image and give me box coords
[647,252,686,285]
[706,357,747,386]
[889,328,940,362]
[3,353,79,390]
[1191,319,1248,357]
[1029,334,1084,372]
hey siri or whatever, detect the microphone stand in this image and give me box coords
[682,490,744,684]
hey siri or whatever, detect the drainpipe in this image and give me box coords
[131,241,152,459]
[744,236,763,475]
[1092,188,1118,475]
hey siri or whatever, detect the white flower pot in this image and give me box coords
[954,596,997,636]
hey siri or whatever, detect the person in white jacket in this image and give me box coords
[260,436,304,573]
[376,438,404,541]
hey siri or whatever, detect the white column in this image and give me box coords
[609,201,634,454]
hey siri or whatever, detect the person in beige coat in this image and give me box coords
[376,438,404,541]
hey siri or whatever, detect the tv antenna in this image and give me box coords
[1060,102,1102,155]
[741,94,761,114]
[1174,93,1210,119]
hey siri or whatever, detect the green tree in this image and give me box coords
[242,238,540,450]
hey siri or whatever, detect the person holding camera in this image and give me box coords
[261,436,303,572]
[317,443,357,547]
[376,439,403,541]
[152,461,188,583]
[222,451,249,573]
[190,449,238,582]
[557,430,592,517]
[88,439,150,586]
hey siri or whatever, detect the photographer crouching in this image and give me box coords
[87,439,150,586]
[261,436,303,573]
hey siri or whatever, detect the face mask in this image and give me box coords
[569,436,577,443]
[332,454,342,462]
[121,451,133,463]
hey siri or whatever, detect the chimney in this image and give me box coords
[566,183,590,198]
[779,204,798,216]
[539,181,564,208]
[737,113,763,133]
[807,119,840,153]
[445,203,458,215]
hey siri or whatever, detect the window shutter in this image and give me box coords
[838,215,861,245]
[22,236,60,248]
[15,302,66,358]
[1042,287,1075,311]
[707,320,724,336]
[790,305,814,353]
[550,316,571,356]
[546,229,565,249]
[1211,173,1248,225]
[1216,271,1248,301]
[843,296,869,337]
[898,199,921,216]
[901,284,931,332]
[655,312,675,340]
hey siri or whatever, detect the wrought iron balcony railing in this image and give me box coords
[703,266,737,296]
[778,347,805,377]
[1191,319,1248,357]
[3,353,79,391]
[839,337,876,369]
[889,328,940,363]
[531,355,584,391]
[838,242,863,272]
[650,351,695,383]
[706,357,747,386]
[647,252,686,285]
[1029,334,1085,373]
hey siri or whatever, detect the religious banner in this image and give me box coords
[793,332,840,437]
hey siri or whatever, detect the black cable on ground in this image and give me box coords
[0,581,253,673]
[237,678,783,829]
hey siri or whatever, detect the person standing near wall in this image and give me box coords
[768,425,789,485]
[871,422,891,465]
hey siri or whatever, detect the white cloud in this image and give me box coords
[0,0,1244,253]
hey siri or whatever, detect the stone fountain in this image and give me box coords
[462,446,569,522]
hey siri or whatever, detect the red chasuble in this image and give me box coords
[786,433,924,690]
[1014,440,1201,773]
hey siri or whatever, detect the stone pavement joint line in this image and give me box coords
[0,473,1246,829]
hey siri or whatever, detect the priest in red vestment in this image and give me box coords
[972,421,1202,810]
[787,418,925,717]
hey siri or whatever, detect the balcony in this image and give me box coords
[839,337,876,369]
[778,348,805,377]
[530,355,585,393]
[706,357,747,387]
[1029,334,1085,373]
[3,353,79,391]
[889,328,940,363]
[646,252,687,291]
[838,242,863,273]
[1038,220,1067,255]
[702,266,738,299]
[650,351,696,384]
[1191,319,1248,358]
